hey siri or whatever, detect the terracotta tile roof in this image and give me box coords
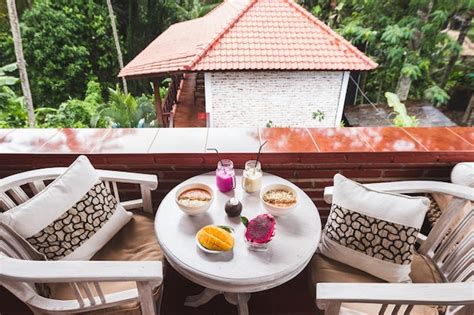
[119,0,377,79]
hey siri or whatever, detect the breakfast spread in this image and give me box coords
[177,188,212,207]
[262,189,297,208]
[197,225,234,251]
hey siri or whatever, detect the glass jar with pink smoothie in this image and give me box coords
[216,159,236,192]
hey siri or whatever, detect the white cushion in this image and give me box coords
[451,163,474,187]
[319,174,430,283]
[0,155,132,260]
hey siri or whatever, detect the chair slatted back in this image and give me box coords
[419,197,473,283]
[0,169,152,213]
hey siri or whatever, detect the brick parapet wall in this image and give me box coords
[206,71,344,127]
[1,151,469,223]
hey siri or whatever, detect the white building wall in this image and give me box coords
[205,71,346,128]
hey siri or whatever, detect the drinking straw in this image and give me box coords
[206,148,226,173]
[255,140,268,168]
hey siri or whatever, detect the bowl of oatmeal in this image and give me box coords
[175,183,214,215]
[260,184,298,216]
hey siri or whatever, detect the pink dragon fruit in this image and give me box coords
[242,214,276,245]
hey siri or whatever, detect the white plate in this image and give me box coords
[195,229,234,254]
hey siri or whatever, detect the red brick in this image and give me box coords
[391,152,440,163]
[341,169,382,178]
[299,153,347,164]
[295,170,339,179]
[382,169,424,178]
[345,153,394,163]
[423,168,452,178]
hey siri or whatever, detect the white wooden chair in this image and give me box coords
[0,167,163,315]
[315,180,474,315]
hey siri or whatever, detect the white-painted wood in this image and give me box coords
[323,181,474,203]
[334,71,350,126]
[1,256,163,282]
[137,281,156,315]
[0,168,158,212]
[317,283,474,305]
[0,167,161,314]
[93,282,106,304]
[0,168,158,190]
[155,171,321,313]
[204,72,213,127]
[318,178,474,315]
[29,180,45,194]
[9,186,29,204]
[141,184,153,213]
[184,288,221,307]
[0,191,16,209]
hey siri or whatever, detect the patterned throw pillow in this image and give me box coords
[0,155,132,260]
[319,174,430,283]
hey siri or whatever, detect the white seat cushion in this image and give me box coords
[0,155,132,260]
[451,163,474,187]
[319,174,430,283]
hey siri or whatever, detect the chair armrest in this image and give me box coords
[323,181,474,204]
[0,256,163,283]
[317,282,474,308]
[0,167,158,190]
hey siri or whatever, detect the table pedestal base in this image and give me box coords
[184,288,251,315]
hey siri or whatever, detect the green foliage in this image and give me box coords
[0,63,27,128]
[94,86,156,128]
[3,0,119,106]
[424,85,450,107]
[385,92,418,127]
[170,0,219,22]
[36,80,103,128]
[299,0,470,103]
[0,63,19,86]
[312,109,325,122]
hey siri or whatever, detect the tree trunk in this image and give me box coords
[106,0,128,95]
[396,1,433,101]
[396,74,412,101]
[6,0,35,127]
[441,12,473,88]
[358,71,367,105]
[153,80,164,127]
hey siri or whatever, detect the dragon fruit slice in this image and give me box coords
[244,214,276,244]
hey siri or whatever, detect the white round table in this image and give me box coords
[154,171,321,314]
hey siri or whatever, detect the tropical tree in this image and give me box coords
[8,0,119,106]
[0,62,28,128]
[6,0,35,126]
[171,0,219,21]
[441,10,473,87]
[93,86,156,128]
[106,0,128,94]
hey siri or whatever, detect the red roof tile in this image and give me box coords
[119,0,377,78]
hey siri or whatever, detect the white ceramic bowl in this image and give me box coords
[175,183,214,216]
[260,184,298,217]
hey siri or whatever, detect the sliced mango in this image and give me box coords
[197,225,234,251]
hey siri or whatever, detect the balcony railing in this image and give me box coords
[0,126,472,221]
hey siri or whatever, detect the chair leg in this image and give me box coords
[137,281,157,315]
[155,283,164,315]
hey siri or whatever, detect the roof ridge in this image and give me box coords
[185,0,257,71]
[284,0,378,68]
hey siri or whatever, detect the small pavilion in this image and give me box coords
[119,0,377,128]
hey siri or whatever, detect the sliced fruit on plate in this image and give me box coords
[197,225,234,251]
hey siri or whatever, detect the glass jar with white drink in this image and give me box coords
[242,160,262,193]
